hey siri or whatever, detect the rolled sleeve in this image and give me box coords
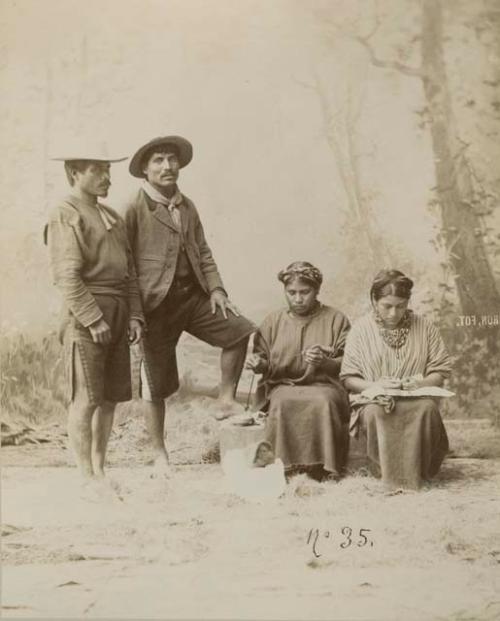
[425,322,453,379]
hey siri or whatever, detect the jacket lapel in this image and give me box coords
[139,187,183,233]
[151,204,178,232]
[180,195,190,238]
[139,189,177,232]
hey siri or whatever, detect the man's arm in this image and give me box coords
[121,206,143,321]
[193,211,225,293]
[123,202,145,344]
[126,250,144,324]
[48,208,103,328]
[125,237,145,345]
[124,202,138,257]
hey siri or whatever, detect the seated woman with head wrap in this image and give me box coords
[340,269,452,490]
[245,261,351,481]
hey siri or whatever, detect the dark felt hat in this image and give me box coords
[129,135,193,178]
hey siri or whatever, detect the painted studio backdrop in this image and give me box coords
[2,1,499,427]
[2,2,500,620]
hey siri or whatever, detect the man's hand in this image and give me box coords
[302,345,327,367]
[210,289,240,319]
[88,317,112,344]
[245,353,268,374]
[128,319,144,345]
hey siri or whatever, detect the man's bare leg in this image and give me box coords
[217,336,249,414]
[143,399,171,476]
[91,400,116,478]
[67,399,96,480]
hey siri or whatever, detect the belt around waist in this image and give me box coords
[86,283,128,297]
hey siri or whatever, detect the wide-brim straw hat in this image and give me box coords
[129,135,193,178]
[51,139,127,163]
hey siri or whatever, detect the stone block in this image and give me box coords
[219,422,266,458]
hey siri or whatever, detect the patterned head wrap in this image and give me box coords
[277,261,323,289]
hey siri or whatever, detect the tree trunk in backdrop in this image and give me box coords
[421,0,500,314]
[315,78,391,268]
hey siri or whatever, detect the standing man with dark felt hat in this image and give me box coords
[47,142,144,497]
[125,135,255,475]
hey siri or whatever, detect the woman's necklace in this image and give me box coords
[374,309,413,350]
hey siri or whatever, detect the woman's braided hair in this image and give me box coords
[277,261,323,289]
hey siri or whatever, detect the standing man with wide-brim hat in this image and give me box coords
[47,143,144,498]
[125,135,256,475]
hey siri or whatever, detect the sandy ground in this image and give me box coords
[2,337,500,620]
[2,455,500,620]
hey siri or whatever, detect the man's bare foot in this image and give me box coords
[149,452,171,479]
[79,477,123,503]
[79,478,110,503]
[79,477,98,501]
[214,399,245,421]
[92,470,125,494]
[96,477,125,502]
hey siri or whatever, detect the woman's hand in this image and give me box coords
[245,354,268,374]
[376,377,402,390]
[302,345,327,367]
[401,376,423,391]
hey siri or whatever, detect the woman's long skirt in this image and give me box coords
[357,398,449,489]
[264,383,350,475]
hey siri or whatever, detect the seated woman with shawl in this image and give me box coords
[245,261,351,481]
[340,269,452,490]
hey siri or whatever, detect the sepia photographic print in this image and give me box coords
[1,1,500,620]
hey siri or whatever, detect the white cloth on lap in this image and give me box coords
[221,447,286,502]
